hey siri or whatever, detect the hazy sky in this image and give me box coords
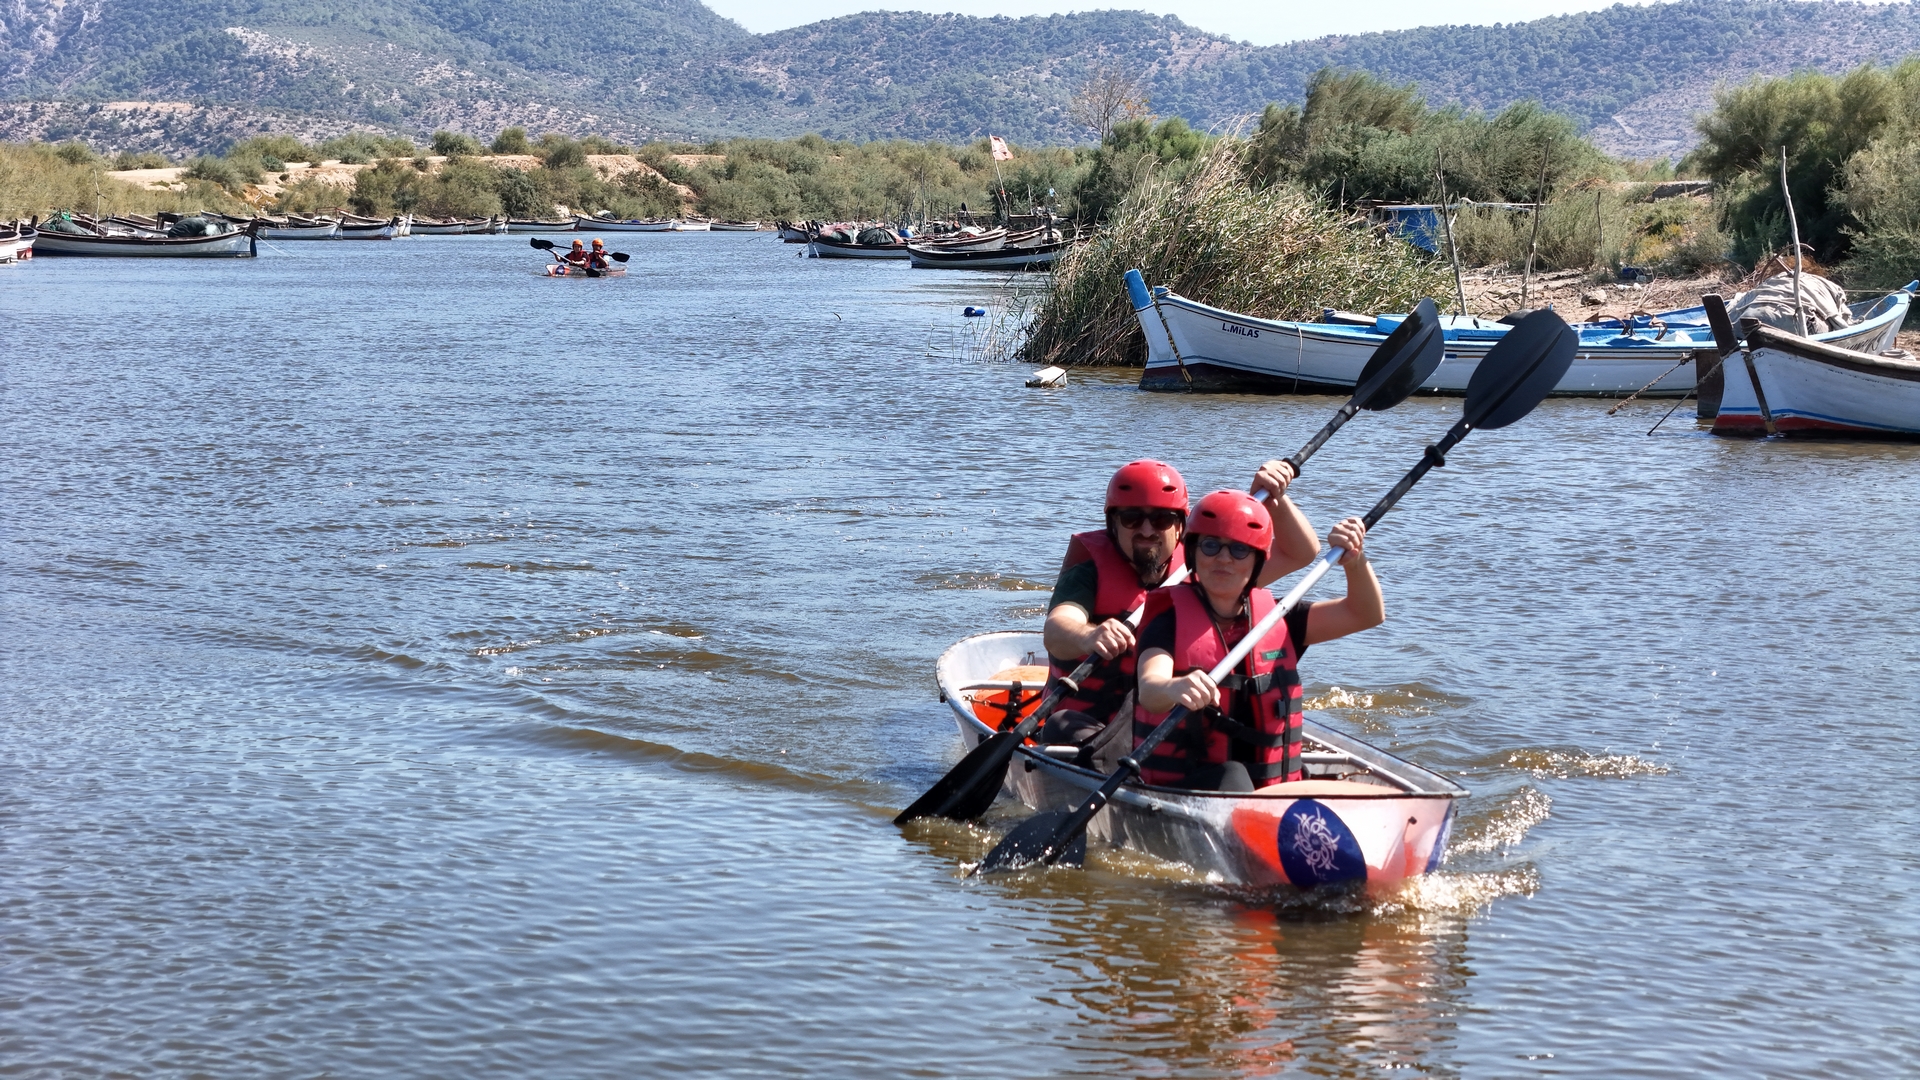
[700,0,1673,46]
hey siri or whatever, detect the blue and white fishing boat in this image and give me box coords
[1127,270,1914,396]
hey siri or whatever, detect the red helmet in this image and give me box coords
[591,238,605,248]
[1186,490,1271,554]
[1105,460,1188,512]
[571,239,585,248]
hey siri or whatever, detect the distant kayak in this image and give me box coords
[540,263,626,278]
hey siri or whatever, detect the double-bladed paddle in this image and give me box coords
[975,307,1577,874]
[893,299,1446,827]
[529,236,631,276]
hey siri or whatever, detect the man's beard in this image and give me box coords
[1130,543,1168,587]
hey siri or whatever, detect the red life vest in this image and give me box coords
[1132,582,1303,788]
[1045,529,1183,724]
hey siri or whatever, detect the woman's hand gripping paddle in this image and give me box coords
[894,300,1445,828]
[976,308,1576,874]
[528,236,631,276]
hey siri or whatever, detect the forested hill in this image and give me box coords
[6,0,1919,155]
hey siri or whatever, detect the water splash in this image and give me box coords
[915,570,1052,591]
[1450,787,1553,854]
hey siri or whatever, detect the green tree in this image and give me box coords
[430,130,486,157]
[491,127,533,155]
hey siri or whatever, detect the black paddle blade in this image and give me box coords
[893,731,1018,825]
[528,237,556,250]
[1358,298,1445,411]
[1464,308,1577,430]
[976,810,1087,874]
[611,251,631,262]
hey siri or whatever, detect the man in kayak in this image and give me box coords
[586,237,611,270]
[563,239,591,268]
[1037,460,1317,767]
[1133,491,1381,791]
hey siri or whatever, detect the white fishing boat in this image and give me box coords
[410,217,487,235]
[1,225,35,262]
[506,218,577,233]
[259,218,342,239]
[1129,271,1914,396]
[338,215,401,240]
[669,219,712,232]
[573,215,675,232]
[1712,324,1920,437]
[937,631,1464,889]
[710,220,763,231]
[776,221,811,242]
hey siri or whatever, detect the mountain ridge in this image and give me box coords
[5,0,1918,156]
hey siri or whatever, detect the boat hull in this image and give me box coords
[809,238,908,259]
[1133,276,1911,397]
[339,222,398,240]
[1713,324,1920,437]
[506,219,577,233]
[710,221,762,231]
[669,220,712,231]
[936,632,1464,888]
[259,223,342,239]
[1,230,33,262]
[540,264,627,278]
[574,216,676,231]
[908,240,1070,271]
[31,230,257,257]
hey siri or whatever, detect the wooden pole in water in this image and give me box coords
[1521,142,1551,310]
[1780,145,1808,336]
[1435,155,1467,318]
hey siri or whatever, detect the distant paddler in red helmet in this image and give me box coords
[1134,492,1381,791]
[586,237,610,270]
[1038,459,1317,765]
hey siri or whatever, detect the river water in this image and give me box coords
[3,234,1915,1077]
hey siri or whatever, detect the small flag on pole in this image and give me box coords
[989,136,1012,162]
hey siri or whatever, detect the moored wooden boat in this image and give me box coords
[573,215,676,231]
[908,236,1071,270]
[258,218,343,239]
[31,215,256,257]
[1712,323,1920,437]
[506,218,577,233]
[410,217,487,235]
[776,221,811,242]
[669,219,712,232]
[337,215,402,240]
[936,631,1464,888]
[711,220,762,231]
[907,226,1007,251]
[1131,271,1913,396]
[1,225,34,262]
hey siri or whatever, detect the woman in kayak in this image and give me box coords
[1132,490,1382,792]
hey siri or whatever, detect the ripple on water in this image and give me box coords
[914,570,1053,591]
[1500,747,1672,779]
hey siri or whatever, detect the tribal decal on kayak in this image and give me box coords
[1277,799,1367,886]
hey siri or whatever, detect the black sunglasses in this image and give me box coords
[1196,536,1257,560]
[1113,508,1184,531]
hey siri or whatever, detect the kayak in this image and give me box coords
[937,631,1465,889]
[540,263,626,278]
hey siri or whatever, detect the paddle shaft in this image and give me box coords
[920,564,1188,820]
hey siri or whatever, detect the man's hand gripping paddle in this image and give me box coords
[975,308,1576,874]
[529,235,631,276]
[893,299,1445,827]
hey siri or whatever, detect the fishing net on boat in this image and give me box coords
[167,217,226,237]
[856,227,899,246]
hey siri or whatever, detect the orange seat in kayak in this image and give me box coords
[967,664,1050,731]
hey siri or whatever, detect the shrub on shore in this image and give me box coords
[0,141,243,219]
[1021,142,1451,368]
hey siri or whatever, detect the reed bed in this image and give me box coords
[1021,143,1451,367]
[0,142,244,220]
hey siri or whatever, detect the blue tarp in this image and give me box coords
[1378,204,1441,253]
